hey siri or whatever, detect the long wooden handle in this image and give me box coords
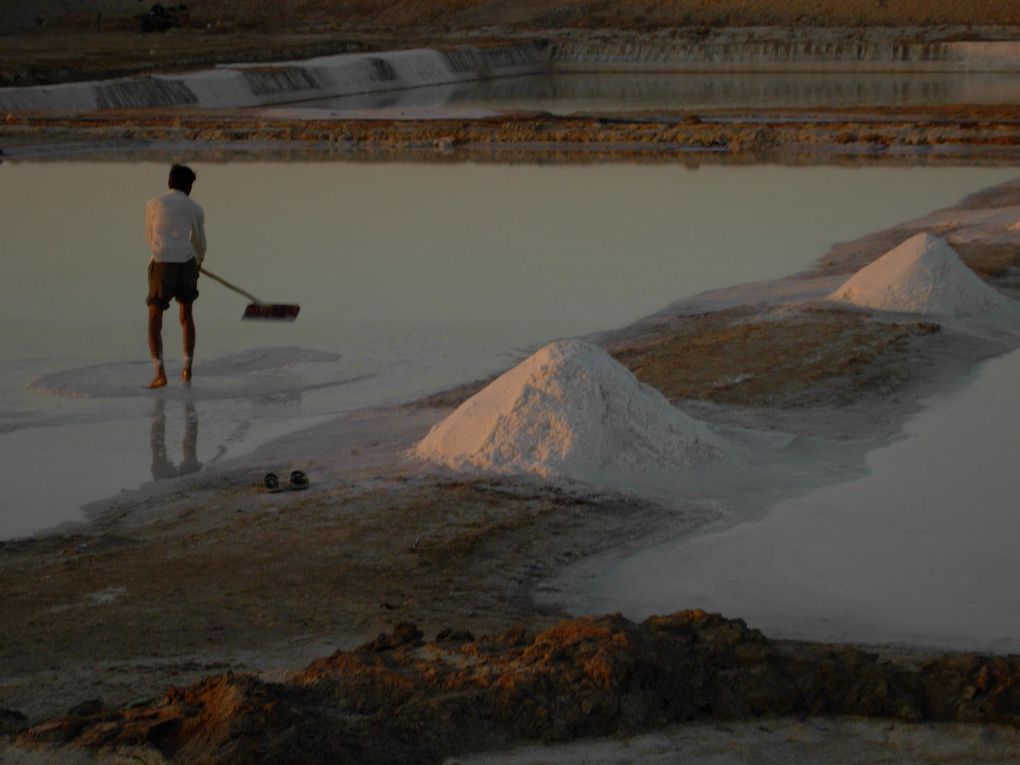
[199,266,264,305]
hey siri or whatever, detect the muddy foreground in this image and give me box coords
[11,612,1020,764]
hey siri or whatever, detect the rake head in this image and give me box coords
[242,303,301,321]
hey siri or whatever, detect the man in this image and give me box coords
[145,164,206,388]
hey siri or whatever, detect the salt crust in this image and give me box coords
[412,340,730,487]
[829,232,1014,317]
[29,346,342,400]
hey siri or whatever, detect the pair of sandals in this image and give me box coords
[258,470,309,493]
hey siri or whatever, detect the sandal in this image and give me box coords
[257,473,282,493]
[289,470,309,491]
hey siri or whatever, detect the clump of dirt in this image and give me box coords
[611,308,942,408]
[955,241,1020,281]
[14,611,1020,764]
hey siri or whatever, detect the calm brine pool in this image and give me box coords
[578,347,1020,654]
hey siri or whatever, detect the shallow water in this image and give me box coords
[293,71,1020,113]
[0,161,1017,539]
[580,348,1020,653]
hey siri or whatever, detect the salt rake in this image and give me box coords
[199,267,300,321]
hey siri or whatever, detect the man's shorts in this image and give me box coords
[146,259,199,310]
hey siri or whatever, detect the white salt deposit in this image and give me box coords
[0,45,545,113]
[29,346,349,400]
[412,340,730,489]
[829,232,1015,318]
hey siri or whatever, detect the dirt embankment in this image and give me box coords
[12,611,1020,764]
[8,0,1020,35]
[213,0,1020,29]
[7,105,1020,164]
[3,1,1020,86]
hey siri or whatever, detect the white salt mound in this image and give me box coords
[412,340,730,488]
[830,232,1014,318]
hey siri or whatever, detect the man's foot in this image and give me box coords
[181,365,192,383]
[147,370,168,389]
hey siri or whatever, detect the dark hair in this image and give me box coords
[168,164,197,193]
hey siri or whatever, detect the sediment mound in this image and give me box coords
[412,340,730,487]
[829,232,1015,318]
[14,611,1020,765]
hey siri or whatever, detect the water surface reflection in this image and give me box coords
[150,399,201,481]
[294,71,1020,113]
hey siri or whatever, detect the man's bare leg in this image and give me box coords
[180,302,195,382]
[147,304,168,389]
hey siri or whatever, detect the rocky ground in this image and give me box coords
[10,612,1020,764]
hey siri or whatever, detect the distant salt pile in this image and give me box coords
[412,340,730,487]
[830,232,1014,318]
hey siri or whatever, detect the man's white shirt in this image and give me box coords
[145,189,207,264]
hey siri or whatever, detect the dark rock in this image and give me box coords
[436,628,475,643]
[363,621,425,652]
[66,699,103,717]
[15,611,1020,764]
[0,708,28,736]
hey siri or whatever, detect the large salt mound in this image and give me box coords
[412,340,730,488]
[829,232,1014,318]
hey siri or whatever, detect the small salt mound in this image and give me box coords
[412,340,730,488]
[830,232,1014,318]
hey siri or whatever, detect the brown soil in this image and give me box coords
[0,476,694,721]
[954,241,1020,280]
[14,612,1020,764]
[6,105,1020,164]
[612,309,942,408]
[191,0,1020,30]
[10,0,1020,36]
[3,6,1020,86]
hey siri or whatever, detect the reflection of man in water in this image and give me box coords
[150,399,201,480]
[145,164,206,389]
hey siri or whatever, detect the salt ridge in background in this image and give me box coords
[829,232,1016,318]
[412,340,730,490]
